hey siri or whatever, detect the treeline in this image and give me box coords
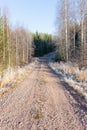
[56,0,87,67]
[33,32,56,57]
[0,10,33,71]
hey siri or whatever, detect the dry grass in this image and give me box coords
[0,62,35,94]
[77,70,87,82]
[49,62,87,100]
[50,62,87,82]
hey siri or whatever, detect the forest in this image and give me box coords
[0,10,55,73]
[0,0,87,87]
[33,32,56,57]
[55,0,87,67]
[0,0,87,74]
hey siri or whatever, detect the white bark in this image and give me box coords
[15,33,19,66]
[64,0,69,62]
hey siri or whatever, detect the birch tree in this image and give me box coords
[56,0,69,61]
[80,0,87,64]
[64,0,69,62]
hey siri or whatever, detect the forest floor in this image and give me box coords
[0,54,87,130]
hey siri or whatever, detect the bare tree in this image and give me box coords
[64,0,69,62]
[15,32,19,66]
[80,0,87,65]
[56,0,69,61]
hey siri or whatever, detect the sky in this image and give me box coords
[0,0,58,34]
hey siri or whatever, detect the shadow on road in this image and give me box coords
[48,62,87,114]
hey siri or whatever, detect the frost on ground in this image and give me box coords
[0,60,38,95]
[49,62,87,101]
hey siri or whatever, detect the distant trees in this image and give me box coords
[33,32,56,57]
[56,0,87,67]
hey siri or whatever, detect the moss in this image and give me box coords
[35,113,43,119]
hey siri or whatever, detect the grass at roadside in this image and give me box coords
[0,62,36,96]
[49,62,87,101]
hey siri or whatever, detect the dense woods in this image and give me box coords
[33,32,56,57]
[56,0,87,67]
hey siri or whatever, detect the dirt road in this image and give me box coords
[0,58,85,130]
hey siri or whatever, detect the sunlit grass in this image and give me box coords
[0,62,35,94]
[49,62,87,100]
